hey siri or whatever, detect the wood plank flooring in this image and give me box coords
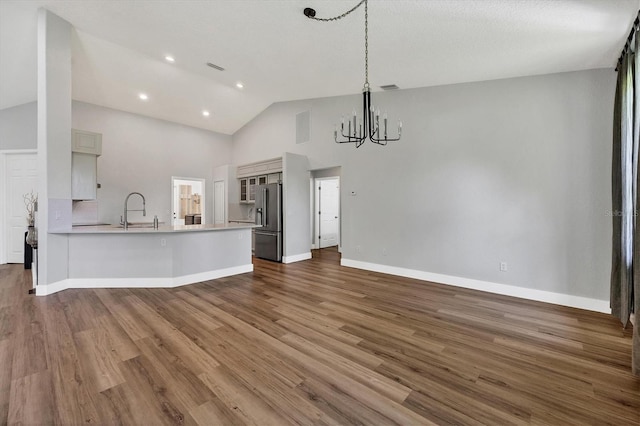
[1,247,639,425]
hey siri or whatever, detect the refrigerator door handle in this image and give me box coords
[262,187,268,227]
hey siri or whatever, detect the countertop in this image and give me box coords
[55,222,259,234]
[227,218,255,223]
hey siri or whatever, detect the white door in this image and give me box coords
[318,178,340,248]
[214,180,225,224]
[4,153,37,264]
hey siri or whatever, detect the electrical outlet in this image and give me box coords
[356,245,362,253]
[161,238,166,247]
[500,262,507,272]
[382,248,388,256]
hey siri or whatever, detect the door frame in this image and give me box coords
[171,176,206,225]
[313,176,340,251]
[0,149,37,264]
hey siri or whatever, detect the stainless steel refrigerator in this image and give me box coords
[254,183,282,262]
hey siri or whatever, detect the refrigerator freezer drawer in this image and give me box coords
[254,231,282,262]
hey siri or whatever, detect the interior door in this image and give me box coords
[318,178,339,248]
[5,153,37,263]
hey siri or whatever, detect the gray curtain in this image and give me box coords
[612,34,639,376]
[633,34,640,376]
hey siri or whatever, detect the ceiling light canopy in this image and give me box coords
[304,0,402,148]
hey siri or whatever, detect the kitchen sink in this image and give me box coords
[112,222,157,228]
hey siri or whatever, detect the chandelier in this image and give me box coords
[304,0,402,148]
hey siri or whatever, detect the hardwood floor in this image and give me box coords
[1,247,639,425]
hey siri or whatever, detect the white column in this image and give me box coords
[37,8,72,289]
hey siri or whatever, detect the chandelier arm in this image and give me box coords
[370,136,399,143]
[336,136,366,144]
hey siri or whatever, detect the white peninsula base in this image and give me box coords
[38,224,254,295]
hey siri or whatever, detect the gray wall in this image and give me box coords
[0,101,37,150]
[232,69,615,301]
[72,101,233,225]
[283,152,311,260]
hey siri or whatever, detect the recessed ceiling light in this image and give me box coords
[138,93,148,101]
[236,82,244,89]
[165,55,175,63]
[202,110,210,117]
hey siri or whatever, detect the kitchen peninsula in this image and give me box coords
[41,223,257,295]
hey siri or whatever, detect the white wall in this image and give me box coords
[72,101,233,225]
[232,69,615,303]
[0,101,37,150]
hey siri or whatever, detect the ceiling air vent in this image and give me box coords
[380,84,399,91]
[206,62,225,71]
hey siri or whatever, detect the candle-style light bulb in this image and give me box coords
[352,110,357,137]
[398,119,402,135]
[383,112,388,139]
[334,125,338,139]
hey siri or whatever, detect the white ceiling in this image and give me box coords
[1,0,638,135]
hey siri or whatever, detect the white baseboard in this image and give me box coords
[282,252,312,264]
[35,264,253,296]
[341,258,610,314]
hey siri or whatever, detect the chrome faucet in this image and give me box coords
[123,192,146,229]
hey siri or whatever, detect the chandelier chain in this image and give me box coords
[305,0,366,22]
[305,0,369,89]
[364,0,368,89]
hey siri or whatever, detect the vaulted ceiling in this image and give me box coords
[1,0,638,135]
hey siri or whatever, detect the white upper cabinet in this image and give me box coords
[72,129,102,155]
[71,129,101,200]
[72,152,98,200]
[237,157,282,178]
[237,158,283,203]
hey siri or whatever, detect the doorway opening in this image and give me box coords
[171,177,205,225]
[315,177,340,249]
[310,166,341,256]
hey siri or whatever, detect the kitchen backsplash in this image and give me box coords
[72,200,98,224]
[228,202,255,221]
